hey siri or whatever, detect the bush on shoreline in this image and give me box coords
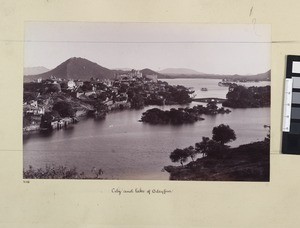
[23,165,104,179]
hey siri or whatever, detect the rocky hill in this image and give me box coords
[24,57,115,82]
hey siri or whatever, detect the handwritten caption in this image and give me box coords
[111,187,173,196]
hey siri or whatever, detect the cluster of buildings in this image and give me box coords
[23,70,164,131]
[23,100,45,116]
[66,70,161,110]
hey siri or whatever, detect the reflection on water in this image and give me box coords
[23,79,270,180]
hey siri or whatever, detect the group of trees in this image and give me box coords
[191,102,230,115]
[130,94,145,109]
[126,83,193,108]
[24,81,61,95]
[169,124,236,166]
[40,101,75,129]
[141,103,231,125]
[126,88,146,109]
[164,85,193,104]
[223,85,271,108]
[141,108,203,125]
[52,101,76,117]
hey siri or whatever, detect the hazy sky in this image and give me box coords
[24,23,271,75]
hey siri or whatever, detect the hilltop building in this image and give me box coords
[129,69,142,78]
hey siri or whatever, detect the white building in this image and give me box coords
[67,80,76,90]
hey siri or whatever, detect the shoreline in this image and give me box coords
[23,102,270,135]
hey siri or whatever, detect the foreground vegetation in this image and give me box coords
[164,124,269,181]
[23,165,104,179]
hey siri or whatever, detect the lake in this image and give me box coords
[164,78,271,99]
[23,78,270,180]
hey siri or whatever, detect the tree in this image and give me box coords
[52,101,75,118]
[184,146,197,161]
[169,148,189,167]
[195,137,210,157]
[23,92,37,103]
[205,140,229,158]
[212,124,236,145]
[226,86,252,102]
[131,94,145,109]
[60,82,68,90]
[168,86,192,104]
[47,84,61,93]
[82,81,93,92]
[206,101,218,113]
[195,136,230,158]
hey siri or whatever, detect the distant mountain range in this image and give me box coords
[161,70,271,81]
[227,71,271,81]
[24,66,50,75]
[157,68,270,81]
[24,57,165,82]
[158,68,203,75]
[24,57,270,82]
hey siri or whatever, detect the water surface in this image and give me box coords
[23,78,270,180]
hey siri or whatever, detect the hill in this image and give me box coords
[24,66,50,75]
[229,70,271,81]
[23,57,270,82]
[158,68,203,75]
[24,57,115,82]
[159,70,271,81]
[140,68,162,77]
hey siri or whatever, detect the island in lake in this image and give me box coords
[140,103,231,125]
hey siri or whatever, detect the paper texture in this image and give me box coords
[1,0,300,227]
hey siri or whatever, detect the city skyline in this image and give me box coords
[24,23,271,75]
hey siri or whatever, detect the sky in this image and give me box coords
[24,22,271,75]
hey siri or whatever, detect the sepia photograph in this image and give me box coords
[23,23,271,181]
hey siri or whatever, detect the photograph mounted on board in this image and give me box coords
[23,23,271,181]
